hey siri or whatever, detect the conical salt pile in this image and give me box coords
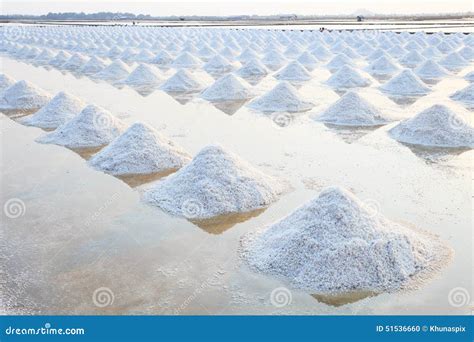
[464,71,474,83]
[450,84,474,109]
[237,58,269,77]
[143,144,284,219]
[439,52,469,71]
[275,61,312,81]
[326,65,371,90]
[36,104,126,149]
[0,80,52,111]
[380,69,430,96]
[94,60,132,81]
[80,56,108,75]
[247,81,313,112]
[49,51,72,67]
[20,91,86,129]
[200,74,252,101]
[365,55,399,77]
[241,186,448,294]
[203,55,234,73]
[123,64,161,87]
[388,104,474,148]
[151,50,173,66]
[0,74,16,92]
[62,53,89,71]
[297,52,319,70]
[399,50,425,68]
[414,60,448,80]
[160,69,204,92]
[171,52,202,69]
[88,122,191,176]
[261,51,288,70]
[315,91,392,126]
[325,54,354,71]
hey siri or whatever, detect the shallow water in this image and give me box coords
[1,55,473,315]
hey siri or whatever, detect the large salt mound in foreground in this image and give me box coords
[160,69,204,93]
[380,69,430,97]
[450,84,474,109]
[247,81,313,112]
[242,187,449,294]
[388,104,474,148]
[88,122,191,176]
[0,80,52,111]
[315,91,393,126]
[326,65,371,90]
[143,145,284,219]
[200,74,252,101]
[20,91,86,129]
[36,104,126,149]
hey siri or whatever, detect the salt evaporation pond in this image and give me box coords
[0,23,473,315]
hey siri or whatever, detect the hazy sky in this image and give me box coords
[2,0,473,16]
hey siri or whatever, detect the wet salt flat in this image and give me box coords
[0,25,473,315]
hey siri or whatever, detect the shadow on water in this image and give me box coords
[116,169,175,188]
[400,142,470,164]
[324,123,383,144]
[190,208,266,235]
[1,108,38,119]
[241,75,266,86]
[70,146,105,160]
[165,91,198,105]
[311,291,378,307]
[210,99,249,115]
[387,95,422,106]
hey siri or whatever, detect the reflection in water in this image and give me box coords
[191,208,266,235]
[165,91,197,105]
[211,99,249,115]
[312,291,378,307]
[241,75,266,86]
[420,78,441,85]
[372,74,392,83]
[1,108,37,118]
[128,85,158,97]
[387,95,421,106]
[117,169,175,188]
[400,142,470,164]
[324,123,382,144]
[71,146,105,160]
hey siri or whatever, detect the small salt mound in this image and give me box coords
[143,144,284,219]
[171,52,202,69]
[200,74,252,101]
[380,69,430,97]
[36,104,126,149]
[62,53,89,70]
[236,58,269,77]
[34,49,55,63]
[440,52,469,71]
[414,60,448,80]
[365,55,399,76]
[20,91,86,129]
[160,69,204,92]
[0,74,16,92]
[80,56,108,75]
[464,71,474,83]
[275,61,312,81]
[261,51,288,70]
[94,60,132,81]
[450,84,474,109]
[0,80,52,111]
[151,50,173,65]
[389,104,474,148]
[399,50,425,68]
[88,122,191,176]
[123,64,161,87]
[315,91,392,126]
[325,54,353,71]
[458,46,473,61]
[247,81,313,112]
[203,55,234,73]
[49,51,72,67]
[326,65,371,90]
[297,52,319,70]
[242,186,445,294]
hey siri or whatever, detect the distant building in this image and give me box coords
[357,16,364,22]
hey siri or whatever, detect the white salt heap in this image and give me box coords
[94,60,132,81]
[123,64,161,87]
[171,52,202,69]
[247,81,313,112]
[450,84,474,109]
[440,52,469,71]
[200,74,252,101]
[237,58,269,77]
[0,80,52,110]
[143,144,284,219]
[36,104,126,149]
[464,71,474,83]
[88,122,191,176]
[365,56,399,77]
[275,61,312,81]
[0,74,16,92]
[414,60,448,80]
[242,186,448,294]
[315,91,393,126]
[160,69,204,92]
[20,91,86,129]
[203,55,234,73]
[80,56,108,75]
[326,65,371,90]
[380,69,430,97]
[388,104,474,148]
